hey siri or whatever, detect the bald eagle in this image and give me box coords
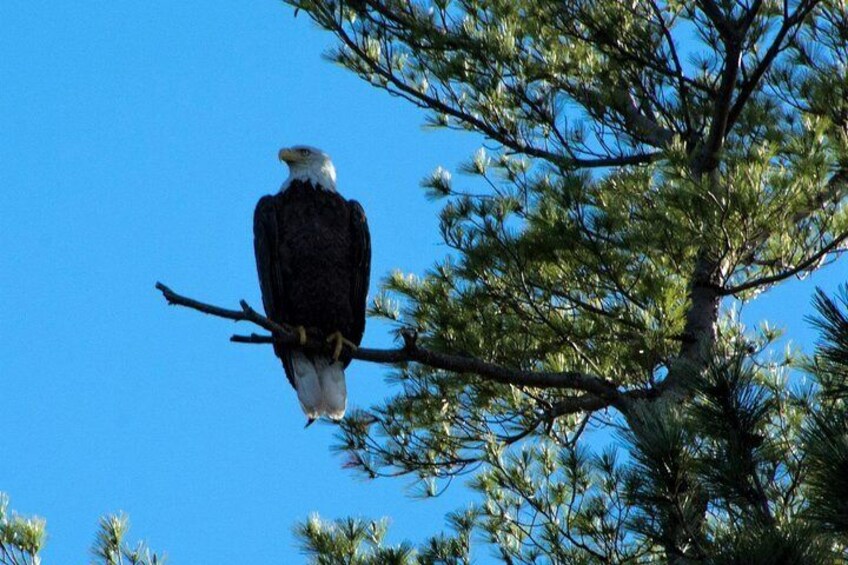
[253,146,371,423]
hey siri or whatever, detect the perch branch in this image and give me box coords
[156,282,633,409]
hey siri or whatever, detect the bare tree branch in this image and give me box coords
[156,282,637,409]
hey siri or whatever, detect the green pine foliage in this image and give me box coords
[90,514,164,565]
[0,497,163,565]
[300,293,848,563]
[280,0,848,562]
[293,513,472,564]
[803,289,848,539]
[0,494,45,565]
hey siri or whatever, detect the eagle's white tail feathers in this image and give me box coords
[291,350,323,420]
[290,351,347,421]
[314,356,347,420]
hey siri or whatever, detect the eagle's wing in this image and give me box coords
[348,199,371,363]
[253,194,296,388]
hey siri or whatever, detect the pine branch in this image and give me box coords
[155,282,635,409]
[696,0,736,41]
[724,0,821,134]
[726,167,848,293]
[721,231,848,296]
[307,2,665,170]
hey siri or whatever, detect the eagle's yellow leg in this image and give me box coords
[294,325,307,345]
[326,331,358,361]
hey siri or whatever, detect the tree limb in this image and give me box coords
[724,0,820,134]
[155,282,635,408]
[696,0,735,41]
[311,2,663,170]
[720,231,848,296]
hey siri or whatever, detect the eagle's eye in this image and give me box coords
[298,148,311,156]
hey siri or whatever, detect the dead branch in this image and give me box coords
[155,282,635,412]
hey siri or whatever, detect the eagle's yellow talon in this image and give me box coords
[326,331,358,361]
[295,325,307,345]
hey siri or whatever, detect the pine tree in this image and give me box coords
[0,495,163,565]
[156,0,848,561]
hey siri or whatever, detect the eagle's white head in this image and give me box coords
[278,145,337,192]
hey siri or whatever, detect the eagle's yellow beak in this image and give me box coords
[278,148,298,163]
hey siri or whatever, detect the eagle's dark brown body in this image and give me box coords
[253,179,370,389]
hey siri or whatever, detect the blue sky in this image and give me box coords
[1,1,845,563]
